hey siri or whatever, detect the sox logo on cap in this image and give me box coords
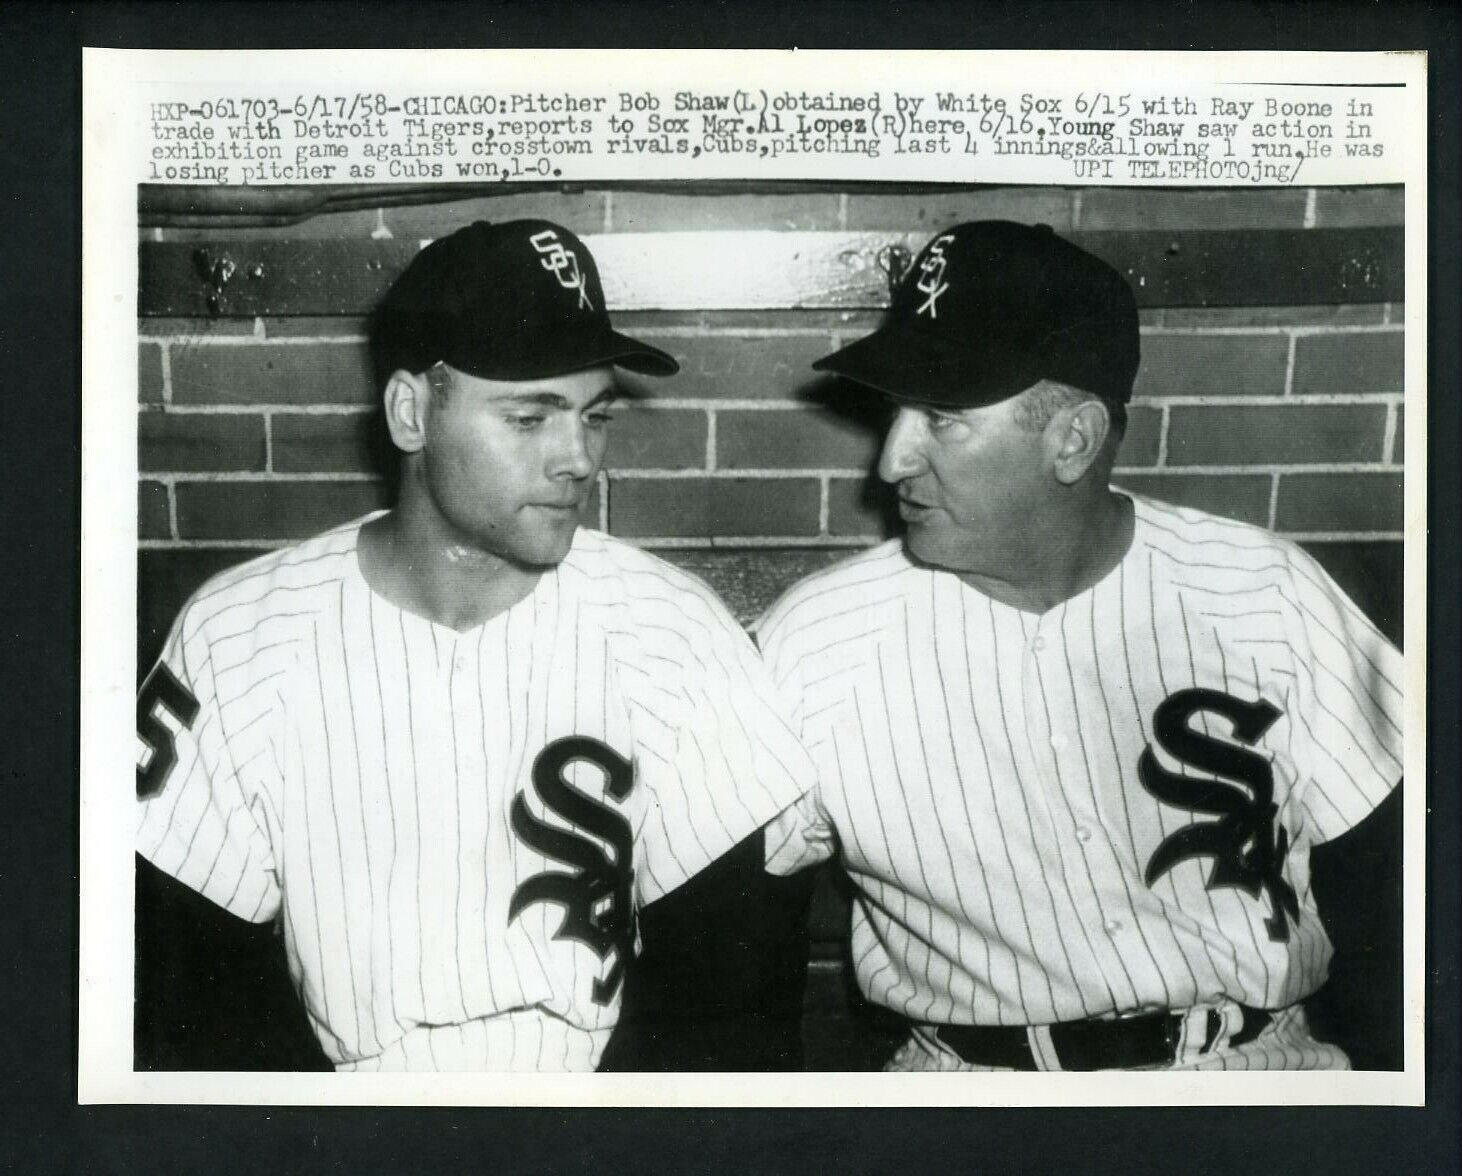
[915,233,955,319]
[530,228,593,309]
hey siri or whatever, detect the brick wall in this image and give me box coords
[136,184,1407,1070]
[139,184,1405,650]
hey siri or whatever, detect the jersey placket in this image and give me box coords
[417,623,469,1023]
[447,626,493,1025]
[1018,610,1134,1016]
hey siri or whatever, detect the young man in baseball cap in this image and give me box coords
[135,220,816,1072]
[759,221,1403,1071]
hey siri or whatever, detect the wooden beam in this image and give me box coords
[139,227,1402,317]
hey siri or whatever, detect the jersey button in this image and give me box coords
[1076,826,1092,843]
[1032,635,1047,652]
[1104,919,1123,935]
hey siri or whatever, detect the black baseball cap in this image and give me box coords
[813,221,1139,408]
[373,219,678,382]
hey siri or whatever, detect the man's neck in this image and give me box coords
[357,504,545,633]
[956,490,1135,614]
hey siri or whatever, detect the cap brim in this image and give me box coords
[598,330,679,377]
[445,328,679,382]
[813,327,1034,409]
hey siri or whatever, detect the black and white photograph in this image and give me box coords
[81,48,1424,1104]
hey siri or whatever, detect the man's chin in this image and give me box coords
[903,528,975,575]
[511,524,579,569]
[903,526,942,565]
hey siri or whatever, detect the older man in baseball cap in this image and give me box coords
[759,221,1403,1071]
[136,220,816,1073]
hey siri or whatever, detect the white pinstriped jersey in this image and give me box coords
[760,493,1403,1030]
[137,514,812,1072]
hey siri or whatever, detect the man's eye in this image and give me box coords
[927,412,958,432]
[508,414,546,430]
[584,410,615,428]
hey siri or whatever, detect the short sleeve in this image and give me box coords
[136,605,282,923]
[629,592,815,906]
[1285,550,1405,843]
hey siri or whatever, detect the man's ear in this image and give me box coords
[1049,399,1112,486]
[383,370,430,454]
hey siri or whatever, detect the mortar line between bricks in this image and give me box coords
[1142,394,1404,407]
[1282,334,1297,397]
[138,329,262,343]
[263,411,274,473]
[704,409,717,471]
[1115,462,1403,476]
[154,472,385,483]
[818,477,830,534]
[151,404,376,415]
[1267,473,1281,530]
[1303,188,1318,229]
[159,343,173,405]
[1140,324,1401,337]
[1155,406,1169,468]
[1381,402,1399,463]
[166,482,179,541]
[144,334,370,346]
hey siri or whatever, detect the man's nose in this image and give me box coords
[877,407,929,483]
[550,418,598,481]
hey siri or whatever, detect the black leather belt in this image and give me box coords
[934,1006,1273,1071]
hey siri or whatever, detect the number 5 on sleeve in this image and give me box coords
[136,662,200,800]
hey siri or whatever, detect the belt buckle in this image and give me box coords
[1115,1004,1179,1063]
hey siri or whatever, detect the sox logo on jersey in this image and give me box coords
[508,736,637,1005]
[137,514,811,1072]
[1138,688,1299,944]
[761,493,1402,1068]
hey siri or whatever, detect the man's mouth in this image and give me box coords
[897,492,936,520]
[527,496,583,516]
